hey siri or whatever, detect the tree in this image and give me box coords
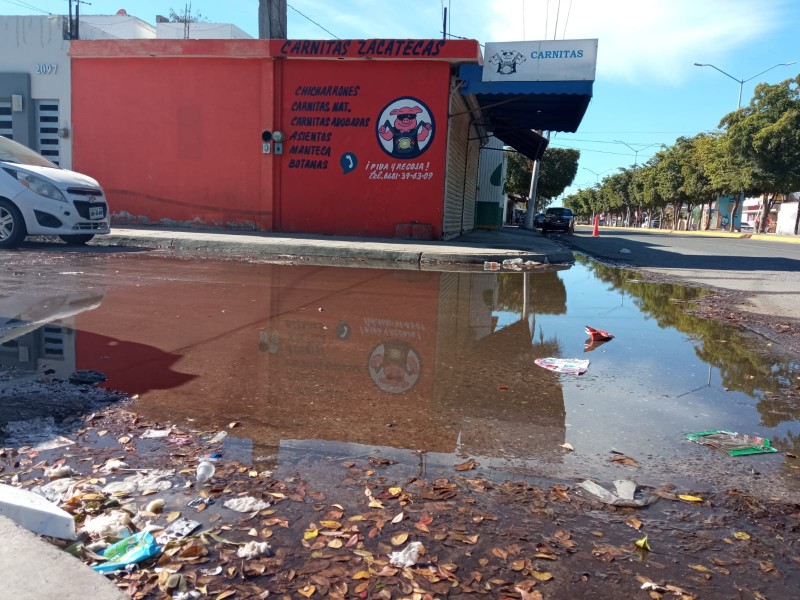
[679,134,717,230]
[504,147,579,212]
[720,75,800,233]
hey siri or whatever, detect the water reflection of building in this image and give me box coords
[72,263,569,471]
[0,294,104,378]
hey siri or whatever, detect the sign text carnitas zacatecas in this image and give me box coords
[279,39,446,58]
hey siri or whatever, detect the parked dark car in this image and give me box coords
[533,212,545,229]
[541,207,575,234]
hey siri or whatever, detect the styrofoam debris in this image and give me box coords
[0,482,77,539]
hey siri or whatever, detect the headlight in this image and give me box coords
[5,168,66,202]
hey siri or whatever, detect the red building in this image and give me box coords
[70,38,594,239]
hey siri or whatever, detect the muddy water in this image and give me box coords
[1,254,798,498]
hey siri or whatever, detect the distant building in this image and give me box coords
[0,13,251,168]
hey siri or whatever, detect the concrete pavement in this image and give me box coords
[93,225,576,267]
[0,516,126,600]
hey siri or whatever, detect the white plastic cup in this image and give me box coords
[196,460,216,483]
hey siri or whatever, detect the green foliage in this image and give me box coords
[504,147,580,212]
[566,76,800,225]
[505,151,531,198]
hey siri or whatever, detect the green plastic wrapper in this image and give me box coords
[92,531,160,573]
[685,430,778,456]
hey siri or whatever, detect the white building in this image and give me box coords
[0,12,251,169]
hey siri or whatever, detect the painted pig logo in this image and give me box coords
[368,340,421,394]
[490,50,525,74]
[377,97,435,159]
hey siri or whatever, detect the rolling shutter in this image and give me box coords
[442,90,480,239]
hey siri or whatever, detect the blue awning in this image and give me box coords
[458,63,593,133]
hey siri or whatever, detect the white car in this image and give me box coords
[0,135,110,249]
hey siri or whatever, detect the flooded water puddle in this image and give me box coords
[2,254,798,499]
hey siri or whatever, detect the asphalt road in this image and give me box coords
[562,227,800,322]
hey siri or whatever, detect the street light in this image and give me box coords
[694,61,797,109]
[614,141,660,166]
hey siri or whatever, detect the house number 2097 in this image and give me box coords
[36,64,58,74]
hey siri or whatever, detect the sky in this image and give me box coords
[4,0,799,199]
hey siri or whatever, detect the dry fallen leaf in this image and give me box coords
[689,564,711,573]
[531,571,554,581]
[391,512,404,524]
[298,584,315,598]
[734,531,751,541]
[679,494,703,503]
[560,443,574,451]
[625,517,643,531]
[610,454,640,467]
[391,532,409,546]
[455,459,479,471]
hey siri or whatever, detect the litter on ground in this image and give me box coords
[685,430,778,456]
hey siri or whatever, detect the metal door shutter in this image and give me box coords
[442,92,470,239]
[35,100,60,165]
[0,101,12,138]
[443,91,480,239]
[461,130,480,233]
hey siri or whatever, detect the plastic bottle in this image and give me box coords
[483,261,500,270]
[196,460,216,484]
[502,258,524,266]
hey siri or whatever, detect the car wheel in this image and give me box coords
[0,199,27,249]
[568,222,575,235]
[59,234,95,245]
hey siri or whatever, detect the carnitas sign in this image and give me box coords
[482,39,598,82]
[279,56,450,237]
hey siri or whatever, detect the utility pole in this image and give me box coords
[69,0,91,40]
[259,0,287,39]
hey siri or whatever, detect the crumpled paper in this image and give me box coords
[223,496,271,512]
[102,469,175,494]
[237,541,271,559]
[534,357,589,375]
[389,541,423,567]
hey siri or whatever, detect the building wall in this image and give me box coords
[0,16,72,162]
[72,48,274,229]
[157,23,251,39]
[71,40,454,237]
[278,59,449,237]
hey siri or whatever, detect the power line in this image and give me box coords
[287,2,339,39]
[0,0,50,13]
[562,0,573,39]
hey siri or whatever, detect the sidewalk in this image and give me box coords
[0,516,126,600]
[95,225,575,267]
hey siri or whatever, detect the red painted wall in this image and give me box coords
[71,40,479,238]
[72,51,275,229]
[278,60,449,237]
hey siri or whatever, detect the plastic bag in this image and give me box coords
[92,531,161,573]
[685,430,778,456]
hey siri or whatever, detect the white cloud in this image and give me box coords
[481,0,792,84]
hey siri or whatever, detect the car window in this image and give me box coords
[0,136,58,168]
